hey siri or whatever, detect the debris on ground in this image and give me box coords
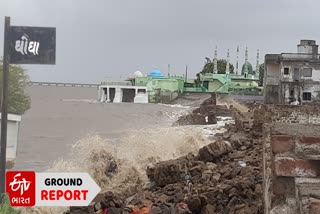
[68,95,263,214]
[68,123,263,214]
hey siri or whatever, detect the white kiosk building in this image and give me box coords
[0,113,22,169]
[98,71,148,103]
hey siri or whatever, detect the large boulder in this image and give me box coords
[174,113,206,126]
[197,141,232,162]
[147,157,191,187]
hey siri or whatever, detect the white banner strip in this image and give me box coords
[35,173,101,206]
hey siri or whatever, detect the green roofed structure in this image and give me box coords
[131,68,185,103]
[99,47,262,104]
[193,47,261,95]
[241,62,253,75]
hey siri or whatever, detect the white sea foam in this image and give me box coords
[21,115,233,214]
[158,103,191,109]
[22,125,214,213]
[61,99,98,103]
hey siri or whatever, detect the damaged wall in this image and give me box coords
[280,62,320,104]
[253,105,320,127]
[264,40,320,104]
[264,61,280,104]
[260,105,320,214]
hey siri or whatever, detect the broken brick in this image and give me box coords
[274,158,320,177]
[310,199,320,214]
[301,136,320,145]
[271,135,294,154]
[271,135,292,143]
[272,177,295,197]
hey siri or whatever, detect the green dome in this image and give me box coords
[241,62,253,75]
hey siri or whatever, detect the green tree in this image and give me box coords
[0,62,31,114]
[200,59,234,75]
[258,63,264,87]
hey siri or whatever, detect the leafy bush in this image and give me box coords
[0,194,21,214]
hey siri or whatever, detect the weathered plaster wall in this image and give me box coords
[264,63,281,104]
[265,63,280,85]
[280,62,320,82]
[264,56,320,104]
[275,62,320,103]
[252,105,320,129]
[253,104,320,214]
[303,82,320,102]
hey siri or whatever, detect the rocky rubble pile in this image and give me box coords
[69,124,263,214]
[143,125,263,214]
[174,94,231,126]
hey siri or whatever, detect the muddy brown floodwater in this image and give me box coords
[14,86,186,172]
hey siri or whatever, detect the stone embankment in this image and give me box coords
[68,123,263,214]
[68,98,320,214]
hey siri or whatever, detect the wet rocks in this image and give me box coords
[147,157,191,187]
[173,94,231,126]
[197,140,232,162]
[69,191,123,214]
[174,113,207,126]
[144,125,263,214]
[69,102,263,213]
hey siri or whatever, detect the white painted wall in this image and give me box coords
[265,63,280,85]
[113,87,122,103]
[134,93,148,103]
[98,85,148,103]
[0,114,21,168]
[312,69,320,81]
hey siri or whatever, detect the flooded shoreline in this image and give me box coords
[18,86,233,214]
[15,86,191,171]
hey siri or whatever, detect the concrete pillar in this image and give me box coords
[134,88,138,104]
[113,87,122,103]
[107,87,110,102]
[295,85,300,104]
[98,86,102,101]
[285,85,290,104]
[100,87,106,102]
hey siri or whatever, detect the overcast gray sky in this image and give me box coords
[0,0,319,83]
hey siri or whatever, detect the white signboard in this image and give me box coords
[6,171,101,207]
[35,173,101,206]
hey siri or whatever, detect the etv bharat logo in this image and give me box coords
[9,173,32,195]
[15,34,40,55]
[6,171,36,206]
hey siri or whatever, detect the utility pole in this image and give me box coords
[0,18,56,203]
[0,16,10,199]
